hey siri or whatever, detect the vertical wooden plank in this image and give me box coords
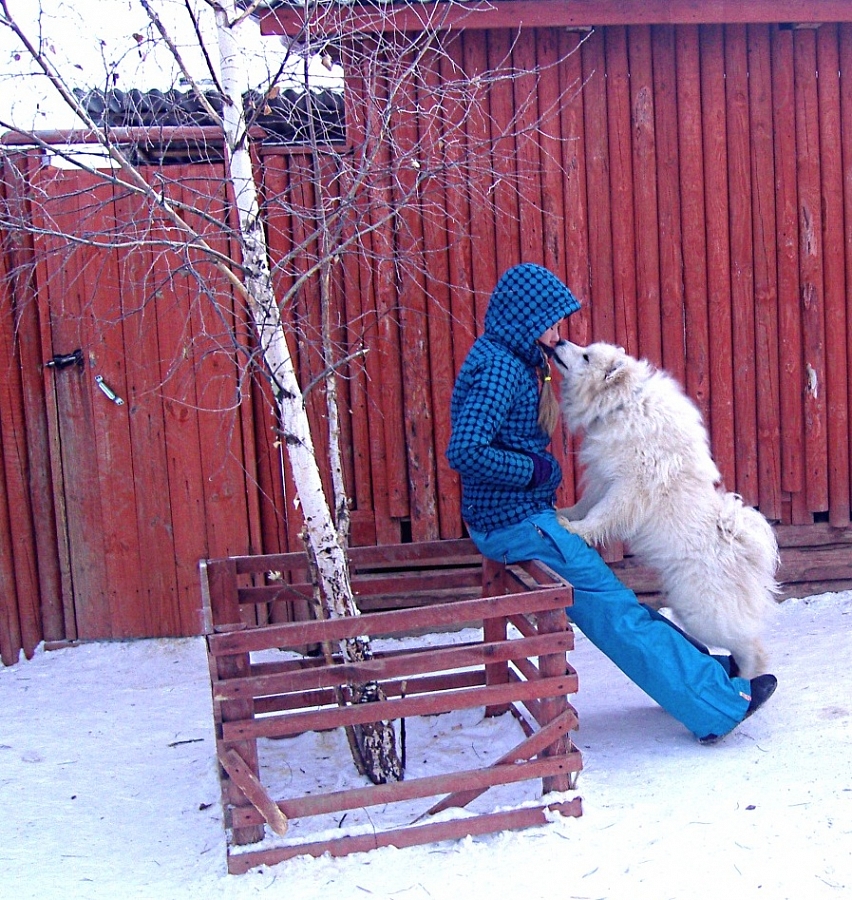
[816,24,850,525]
[464,30,500,326]
[340,55,394,545]
[4,156,64,643]
[582,29,617,342]
[352,43,407,538]
[0,434,24,664]
[536,27,578,507]
[394,38,438,542]
[88,180,151,638]
[0,162,51,652]
[535,28,567,279]
[419,43,462,540]
[794,28,829,516]
[676,25,712,424]
[0,284,25,664]
[286,151,334,509]
[725,23,759,505]
[145,171,216,633]
[651,25,687,383]
[747,24,783,521]
[629,24,663,365]
[605,26,639,353]
[771,25,805,518]
[203,559,264,846]
[840,24,852,525]
[437,35,473,538]
[556,30,593,507]
[557,30,593,348]
[188,167,254,559]
[513,27,545,263]
[700,24,736,486]
[488,27,522,273]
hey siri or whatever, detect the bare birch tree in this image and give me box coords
[0,0,586,779]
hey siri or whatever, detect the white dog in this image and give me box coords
[551,340,779,679]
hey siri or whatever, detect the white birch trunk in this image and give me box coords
[214,1,402,782]
[215,2,354,618]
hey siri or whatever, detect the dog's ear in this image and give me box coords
[604,358,629,383]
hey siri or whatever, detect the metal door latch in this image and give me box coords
[95,375,125,406]
[45,349,84,369]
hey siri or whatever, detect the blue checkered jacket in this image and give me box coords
[447,264,581,531]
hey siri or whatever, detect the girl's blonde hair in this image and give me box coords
[538,361,560,436]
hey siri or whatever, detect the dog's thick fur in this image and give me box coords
[552,340,779,678]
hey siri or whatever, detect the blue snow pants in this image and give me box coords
[467,509,752,740]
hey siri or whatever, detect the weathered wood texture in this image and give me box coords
[2,20,852,659]
[201,540,581,871]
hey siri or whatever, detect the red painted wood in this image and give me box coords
[676,26,712,425]
[488,28,522,273]
[842,24,852,523]
[94,183,152,638]
[700,25,736,487]
[346,47,403,542]
[3,158,64,646]
[794,29,830,515]
[260,1,852,38]
[435,37,470,538]
[514,27,546,264]
[629,25,663,365]
[35,170,112,639]
[228,799,582,871]
[0,193,42,658]
[606,26,639,354]
[817,25,851,525]
[399,40,440,541]
[747,25,783,520]
[462,32,500,328]
[771,26,806,504]
[582,31,617,342]
[651,25,686,382]
[726,23,759,505]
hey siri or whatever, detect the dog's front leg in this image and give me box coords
[556,493,597,522]
[558,485,636,547]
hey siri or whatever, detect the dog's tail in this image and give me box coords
[716,491,781,597]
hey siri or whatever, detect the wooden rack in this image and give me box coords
[201,539,582,873]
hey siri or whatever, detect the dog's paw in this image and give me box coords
[556,504,582,522]
[557,516,595,545]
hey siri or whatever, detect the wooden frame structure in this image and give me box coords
[201,539,582,872]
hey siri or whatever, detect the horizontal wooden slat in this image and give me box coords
[227,797,583,873]
[252,669,486,716]
[226,538,482,577]
[236,567,483,606]
[260,1,852,37]
[208,586,570,653]
[214,630,572,700]
[230,732,580,826]
[222,672,578,741]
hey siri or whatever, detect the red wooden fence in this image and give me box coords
[2,16,852,662]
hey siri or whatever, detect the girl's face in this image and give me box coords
[538,321,562,350]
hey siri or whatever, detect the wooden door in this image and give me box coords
[33,166,257,640]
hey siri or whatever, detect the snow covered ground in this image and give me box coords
[1,591,850,900]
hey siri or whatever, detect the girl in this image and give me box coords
[447,263,776,743]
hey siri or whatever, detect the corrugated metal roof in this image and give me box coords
[75,86,345,145]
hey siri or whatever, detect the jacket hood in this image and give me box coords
[483,264,581,366]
